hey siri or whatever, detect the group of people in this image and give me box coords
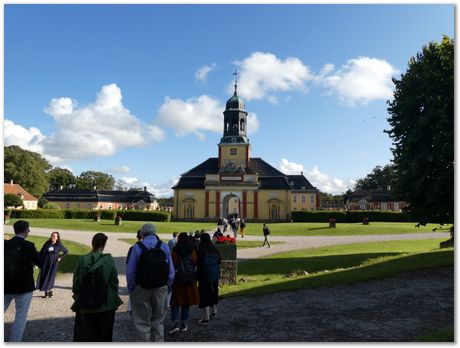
[4,220,222,343]
[217,213,247,239]
[5,221,68,341]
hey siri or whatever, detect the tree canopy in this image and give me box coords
[48,167,76,190]
[75,171,115,190]
[4,145,52,198]
[354,164,396,193]
[386,36,454,225]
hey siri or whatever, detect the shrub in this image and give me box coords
[291,210,411,223]
[115,210,171,222]
[10,209,65,219]
[4,194,23,208]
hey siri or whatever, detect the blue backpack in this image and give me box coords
[202,253,220,283]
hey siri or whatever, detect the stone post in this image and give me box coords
[216,244,237,285]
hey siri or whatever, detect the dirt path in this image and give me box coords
[3,226,453,342]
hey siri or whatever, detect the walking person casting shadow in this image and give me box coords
[262,224,271,248]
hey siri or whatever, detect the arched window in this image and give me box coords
[240,119,245,131]
[185,203,194,219]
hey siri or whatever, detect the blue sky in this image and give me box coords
[4,4,454,196]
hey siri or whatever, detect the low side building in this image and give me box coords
[346,189,406,211]
[4,181,38,210]
[42,187,158,210]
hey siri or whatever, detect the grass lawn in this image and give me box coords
[8,219,451,237]
[119,238,282,249]
[5,234,91,275]
[8,219,217,235]
[417,328,454,342]
[220,238,453,297]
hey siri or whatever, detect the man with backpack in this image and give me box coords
[4,220,43,342]
[126,223,175,342]
[71,233,122,341]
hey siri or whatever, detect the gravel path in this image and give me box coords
[3,226,453,342]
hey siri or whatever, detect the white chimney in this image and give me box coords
[10,179,13,185]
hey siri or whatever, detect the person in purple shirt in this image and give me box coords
[126,223,175,342]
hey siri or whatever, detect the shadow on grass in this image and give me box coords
[238,252,400,276]
[227,249,454,298]
[307,227,332,231]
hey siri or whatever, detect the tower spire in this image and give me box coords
[233,69,238,94]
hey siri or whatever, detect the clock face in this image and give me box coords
[230,148,237,155]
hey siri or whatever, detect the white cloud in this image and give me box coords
[39,83,165,162]
[231,52,313,101]
[279,159,354,194]
[4,120,46,154]
[306,165,355,194]
[317,57,398,106]
[155,95,259,139]
[111,166,130,174]
[118,176,178,198]
[195,63,217,83]
[280,158,304,175]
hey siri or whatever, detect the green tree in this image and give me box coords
[4,194,23,208]
[354,164,396,193]
[48,167,76,190]
[386,36,454,225]
[4,145,52,198]
[76,171,115,190]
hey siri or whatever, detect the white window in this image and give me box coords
[65,203,70,209]
[77,203,80,209]
[302,195,306,203]
[310,195,314,203]
[293,195,297,203]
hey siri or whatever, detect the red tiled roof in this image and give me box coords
[4,183,38,201]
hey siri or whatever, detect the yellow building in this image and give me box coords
[173,83,319,222]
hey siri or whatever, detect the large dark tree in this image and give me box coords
[386,36,454,225]
[4,145,52,198]
[48,167,76,190]
[354,164,396,193]
[76,171,115,190]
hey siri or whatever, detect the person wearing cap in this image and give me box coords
[126,223,175,342]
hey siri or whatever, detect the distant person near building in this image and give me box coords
[4,220,43,342]
[239,218,246,238]
[168,232,179,251]
[262,224,271,248]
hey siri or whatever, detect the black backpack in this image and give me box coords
[78,266,107,310]
[136,240,169,289]
[174,253,196,285]
[4,240,28,283]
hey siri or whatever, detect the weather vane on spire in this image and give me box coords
[233,69,238,93]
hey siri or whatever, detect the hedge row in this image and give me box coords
[6,209,171,222]
[291,210,411,223]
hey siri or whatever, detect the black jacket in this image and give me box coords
[5,236,43,294]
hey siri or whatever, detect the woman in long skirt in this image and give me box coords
[36,231,68,298]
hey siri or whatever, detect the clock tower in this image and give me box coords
[218,72,250,170]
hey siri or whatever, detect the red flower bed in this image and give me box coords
[215,236,237,245]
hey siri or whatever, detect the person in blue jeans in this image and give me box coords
[4,220,43,341]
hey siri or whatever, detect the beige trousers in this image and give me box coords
[130,285,168,342]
